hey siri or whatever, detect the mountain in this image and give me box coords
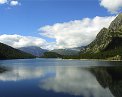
[18,46,48,57]
[51,47,84,56]
[51,49,79,56]
[80,13,122,60]
[0,42,35,60]
[42,47,85,59]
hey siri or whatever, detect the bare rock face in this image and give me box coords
[109,13,122,30]
[85,28,111,53]
[85,13,122,53]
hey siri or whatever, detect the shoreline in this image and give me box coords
[62,58,122,61]
[0,58,122,62]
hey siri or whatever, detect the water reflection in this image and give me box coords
[40,67,114,97]
[90,67,122,97]
[0,65,53,81]
[0,59,121,97]
[0,66,8,73]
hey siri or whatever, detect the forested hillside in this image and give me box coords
[0,42,35,60]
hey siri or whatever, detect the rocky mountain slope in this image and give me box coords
[85,13,122,53]
[80,13,122,60]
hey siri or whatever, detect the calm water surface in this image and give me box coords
[0,58,121,97]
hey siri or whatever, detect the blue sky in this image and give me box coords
[0,0,109,36]
[0,0,122,49]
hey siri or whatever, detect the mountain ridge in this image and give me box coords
[18,46,48,57]
[79,13,122,60]
[84,13,122,54]
[0,42,35,60]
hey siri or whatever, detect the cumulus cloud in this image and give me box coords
[0,34,53,49]
[0,0,7,4]
[10,0,20,6]
[0,16,116,50]
[100,0,122,13]
[0,0,20,6]
[39,16,115,49]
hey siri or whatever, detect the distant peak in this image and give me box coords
[22,46,41,48]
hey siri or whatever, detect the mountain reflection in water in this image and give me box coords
[0,66,8,73]
[0,59,121,97]
[90,67,122,97]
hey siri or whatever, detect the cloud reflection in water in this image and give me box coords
[0,66,52,81]
[0,64,114,97]
[40,67,114,97]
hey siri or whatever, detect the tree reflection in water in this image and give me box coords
[90,66,122,97]
[0,66,8,73]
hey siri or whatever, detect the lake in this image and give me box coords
[0,58,121,97]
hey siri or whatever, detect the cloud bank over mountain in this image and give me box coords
[39,16,115,49]
[0,16,115,50]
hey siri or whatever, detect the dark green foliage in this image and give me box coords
[62,55,80,59]
[42,51,81,59]
[42,52,62,58]
[0,42,35,60]
[104,37,122,51]
[80,47,122,60]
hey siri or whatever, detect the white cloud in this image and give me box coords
[0,0,20,6]
[0,16,116,50]
[10,0,20,6]
[100,0,122,13]
[0,0,7,4]
[39,16,115,49]
[0,34,53,49]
